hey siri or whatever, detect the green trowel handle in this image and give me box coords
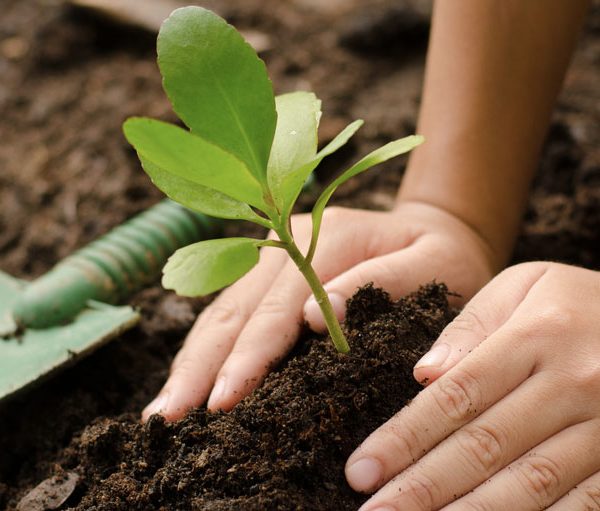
[12,200,222,329]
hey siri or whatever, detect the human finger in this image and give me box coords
[205,259,310,411]
[546,464,600,510]
[142,244,288,421]
[345,322,538,494]
[304,232,494,333]
[345,263,550,493]
[443,419,600,511]
[357,371,577,510]
[206,216,378,411]
[413,262,549,385]
[304,235,478,332]
[304,239,430,332]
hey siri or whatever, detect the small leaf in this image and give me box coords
[306,135,424,261]
[278,119,364,219]
[140,158,272,227]
[163,238,264,296]
[124,118,267,211]
[267,92,321,207]
[158,6,276,182]
[315,120,365,160]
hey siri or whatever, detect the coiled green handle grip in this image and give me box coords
[12,200,221,329]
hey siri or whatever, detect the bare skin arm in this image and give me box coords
[308,0,588,334]
[399,0,589,272]
[400,0,590,388]
[346,2,597,508]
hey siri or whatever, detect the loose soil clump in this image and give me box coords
[44,284,452,510]
[1,0,599,509]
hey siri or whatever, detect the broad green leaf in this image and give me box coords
[158,6,276,182]
[306,135,424,262]
[279,119,364,219]
[140,157,272,227]
[163,238,263,296]
[124,118,267,211]
[267,92,321,207]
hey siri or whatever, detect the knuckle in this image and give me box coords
[432,370,482,422]
[520,303,576,339]
[446,306,489,340]
[508,261,553,277]
[579,484,600,507]
[202,299,244,326]
[169,356,196,379]
[514,455,562,505]
[538,303,576,332]
[253,294,289,319]
[379,419,422,465]
[399,473,439,510]
[227,342,269,365]
[511,261,550,273]
[457,423,505,474]
[353,258,399,289]
[458,499,496,511]
[497,261,551,289]
[571,364,600,394]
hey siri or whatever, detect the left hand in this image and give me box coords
[347,261,600,510]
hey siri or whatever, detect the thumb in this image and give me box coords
[413,263,548,386]
[304,243,445,333]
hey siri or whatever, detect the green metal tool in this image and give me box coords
[0,199,221,403]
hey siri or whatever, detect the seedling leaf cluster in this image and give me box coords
[123,6,423,353]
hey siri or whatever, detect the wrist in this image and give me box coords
[393,196,508,275]
[396,146,530,272]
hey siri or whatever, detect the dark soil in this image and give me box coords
[45,284,452,510]
[0,0,599,509]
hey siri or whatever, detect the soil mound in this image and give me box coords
[50,284,452,510]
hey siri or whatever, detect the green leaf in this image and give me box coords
[267,92,321,207]
[158,6,276,183]
[139,157,272,227]
[315,120,364,160]
[162,238,263,296]
[306,135,424,262]
[124,118,267,211]
[278,119,364,219]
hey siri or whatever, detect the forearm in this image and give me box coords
[398,0,589,271]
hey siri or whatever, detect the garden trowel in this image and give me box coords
[0,199,220,404]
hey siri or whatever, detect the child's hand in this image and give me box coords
[142,201,495,421]
[348,262,600,510]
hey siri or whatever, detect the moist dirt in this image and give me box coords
[0,0,599,509]
[43,284,452,510]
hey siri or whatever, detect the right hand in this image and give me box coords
[142,201,498,421]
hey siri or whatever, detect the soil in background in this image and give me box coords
[0,0,599,509]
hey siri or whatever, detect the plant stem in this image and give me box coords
[276,228,350,354]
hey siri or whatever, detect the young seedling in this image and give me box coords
[123,6,423,353]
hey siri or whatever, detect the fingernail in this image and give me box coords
[305,292,346,330]
[304,295,319,317]
[207,376,227,410]
[142,392,170,420]
[346,457,383,493]
[326,292,346,320]
[414,342,450,369]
